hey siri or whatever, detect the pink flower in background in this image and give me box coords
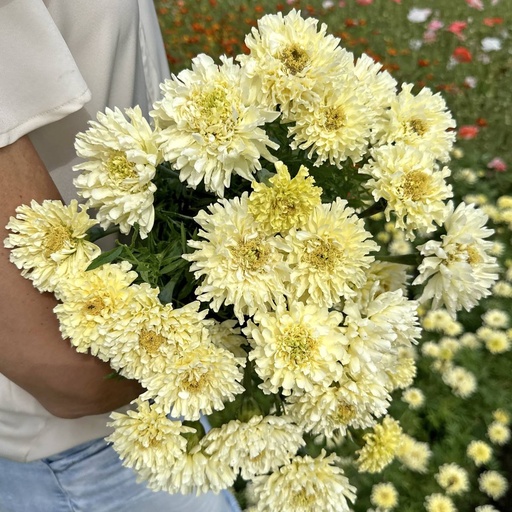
[428,20,444,32]
[447,21,468,40]
[356,0,373,5]
[458,125,479,140]
[487,157,507,172]
[466,0,484,10]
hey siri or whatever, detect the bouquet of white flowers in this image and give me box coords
[4,10,500,512]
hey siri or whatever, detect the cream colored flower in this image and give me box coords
[354,53,397,144]
[479,471,508,501]
[492,408,510,425]
[435,463,469,495]
[248,161,322,234]
[482,309,509,328]
[424,493,456,512]
[184,194,288,323]
[286,369,391,437]
[375,83,456,163]
[151,54,278,197]
[281,198,378,307]
[251,451,356,512]
[206,318,247,360]
[4,199,100,293]
[140,342,244,420]
[356,261,410,303]
[245,301,347,395]
[402,387,425,409]
[487,421,511,445]
[475,506,499,512]
[147,436,237,495]
[237,9,354,116]
[396,434,432,473]
[357,416,403,473]
[287,79,374,167]
[74,106,160,238]
[360,143,452,240]
[413,201,500,317]
[203,415,305,479]
[386,349,417,391]
[442,366,477,398]
[467,440,493,466]
[370,482,399,510]
[53,261,138,361]
[484,330,510,354]
[105,285,208,380]
[107,399,193,483]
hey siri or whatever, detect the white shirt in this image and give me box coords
[0,0,170,462]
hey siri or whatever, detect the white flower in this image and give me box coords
[442,365,477,398]
[73,106,160,238]
[245,301,347,395]
[374,83,456,163]
[280,198,378,307]
[203,415,305,479]
[251,451,356,512]
[481,37,502,52]
[184,194,288,323]
[360,143,453,240]
[413,201,500,317]
[435,463,469,495]
[407,8,432,23]
[141,342,244,420]
[151,54,279,197]
[4,199,100,293]
[237,9,354,116]
[396,434,432,473]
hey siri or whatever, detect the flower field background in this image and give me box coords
[154,1,512,511]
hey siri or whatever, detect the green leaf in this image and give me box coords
[86,245,124,271]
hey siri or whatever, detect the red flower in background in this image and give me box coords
[356,0,374,5]
[458,125,479,140]
[447,21,468,40]
[483,17,504,27]
[452,46,472,63]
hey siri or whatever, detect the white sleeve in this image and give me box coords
[0,0,91,147]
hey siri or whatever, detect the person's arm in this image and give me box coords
[0,135,142,419]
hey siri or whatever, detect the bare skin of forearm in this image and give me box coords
[0,136,143,419]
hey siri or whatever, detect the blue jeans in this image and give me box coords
[0,438,241,512]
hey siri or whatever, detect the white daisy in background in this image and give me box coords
[74,106,161,238]
[286,79,374,167]
[203,415,305,479]
[375,83,456,163]
[413,201,500,317]
[251,451,356,512]
[386,347,418,391]
[53,261,138,361]
[107,399,193,484]
[424,493,456,512]
[396,434,432,473]
[237,9,354,116]
[184,193,288,323]
[4,199,100,294]
[402,387,425,409]
[360,143,452,240]
[442,365,477,398]
[151,54,278,197]
[245,300,347,395]
[281,198,378,307]
[140,342,244,420]
[467,440,493,466]
[479,470,509,501]
[435,463,470,495]
[370,482,399,510]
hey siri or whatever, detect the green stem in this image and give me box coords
[359,198,388,218]
[376,253,419,266]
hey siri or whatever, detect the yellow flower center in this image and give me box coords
[182,373,207,393]
[83,297,106,315]
[303,238,344,272]
[230,237,270,273]
[335,402,357,424]
[466,245,483,265]
[139,328,166,354]
[291,489,316,507]
[43,224,71,257]
[323,106,346,131]
[408,118,428,136]
[278,324,317,366]
[106,152,137,183]
[402,170,431,201]
[448,244,483,266]
[278,44,309,75]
